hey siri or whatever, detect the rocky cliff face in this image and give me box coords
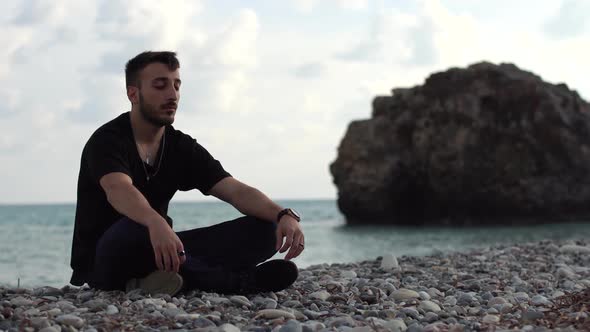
[330,62,590,225]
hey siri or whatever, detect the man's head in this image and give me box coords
[125,51,181,127]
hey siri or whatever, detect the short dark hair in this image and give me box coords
[125,51,180,87]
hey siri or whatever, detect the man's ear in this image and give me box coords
[127,86,139,105]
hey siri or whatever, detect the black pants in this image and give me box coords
[90,216,278,292]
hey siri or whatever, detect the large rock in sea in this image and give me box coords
[330,62,590,225]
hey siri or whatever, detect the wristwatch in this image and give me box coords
[277,208,301,223]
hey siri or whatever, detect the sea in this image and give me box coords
[1,199,590,289]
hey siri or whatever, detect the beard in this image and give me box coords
[138,93,175,127]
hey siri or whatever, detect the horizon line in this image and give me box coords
[0,197,337,206]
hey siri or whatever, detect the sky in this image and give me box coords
[0,0,589,204]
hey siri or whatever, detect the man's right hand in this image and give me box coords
[99,172,187,272]
[147,219,186,273]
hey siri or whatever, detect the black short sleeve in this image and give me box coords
[85,131,131,185]
[177,135,231,194]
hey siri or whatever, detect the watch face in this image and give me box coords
[289,208,301,219]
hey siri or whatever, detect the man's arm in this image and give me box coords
[100,172,186,272]
[207,177,305,260]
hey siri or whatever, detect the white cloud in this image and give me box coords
[179,9,260,114]
[292,0,368,12]
[544,0,589,39]
[96,0,202,48]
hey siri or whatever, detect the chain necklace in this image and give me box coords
[136,132,166,182]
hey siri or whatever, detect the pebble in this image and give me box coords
[279,319,302,332]
[418,300,441,313]
[380,254,399,269]
[10,296,33,306]
[264,299,278,309]
[105,305,118,315]
[229,295,252,307]
[309,290,330,301]
[559,244,590,254]
[391,289,419,301]
[530,295,551,306]
[39,327,60,332]
[255,309,296,319]
[423,312,439,323]
[55,314,85,328]
[418,291,431,300]
[482,314,500,324]
[487,297,507,306]
[341,270,357,278]
[383,319,407,332]
[522,309,544,322]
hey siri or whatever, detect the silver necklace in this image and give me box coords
[136,133,166,182]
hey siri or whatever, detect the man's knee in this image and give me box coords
[96,217,150,258]
[93,218,153,290]
[243,216,276,235]
[241,216,277,251]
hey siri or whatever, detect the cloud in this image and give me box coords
[334,4,439,66]
[178,9,260,114]
[544,0,589,39]
[291,0,368,13]
[293,62,325,79]
[12,0,68,25]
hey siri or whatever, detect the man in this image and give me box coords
[70,51,305,296]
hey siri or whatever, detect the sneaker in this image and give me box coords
[125,270,184,296]
[237,259,298,294]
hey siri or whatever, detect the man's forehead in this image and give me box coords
[140,63,180,80]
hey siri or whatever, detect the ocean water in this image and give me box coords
[1,199,590,288]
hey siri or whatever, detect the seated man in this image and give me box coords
[69,51,304,296]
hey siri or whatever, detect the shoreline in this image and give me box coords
[1,240,589,331]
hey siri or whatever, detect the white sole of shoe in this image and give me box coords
[126,270,183,296]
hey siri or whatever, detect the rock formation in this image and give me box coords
[330,62,590,225]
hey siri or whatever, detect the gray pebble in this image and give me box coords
[326,315,356,328]
[279,320,303,332]
[400,307,420,320]
[39,327,60,332]
[56,314,85,329]
[193,317,216,328]
[406,323,424,332]
[530,295,551,306]
[218,323,240,332]
[422,312,439,323]
[383,319,407,332]
[522,309,544,322]
[10,296,33,306]
[264,299,278,309]
[418,291,431,301]
[105,305,118,315]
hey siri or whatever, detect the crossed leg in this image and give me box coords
[90,216,277,292]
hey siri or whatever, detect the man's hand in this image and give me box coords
[276,216,305,260]
[147,219,187,272]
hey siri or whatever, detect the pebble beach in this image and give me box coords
[1,240,589,332]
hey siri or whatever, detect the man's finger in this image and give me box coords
[154,248,164,270]
[286,234,303,260]
[162,249,172,272]
[280,232,294,253]
[275,229,283,251]
[170,248,180,273]
[177,240,187,265]
[285,244,299,260]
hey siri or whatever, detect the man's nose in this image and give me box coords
[166,86,178,101]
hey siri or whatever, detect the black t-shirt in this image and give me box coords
[70,112,231,286]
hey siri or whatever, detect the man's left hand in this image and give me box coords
[276,216,305,260]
